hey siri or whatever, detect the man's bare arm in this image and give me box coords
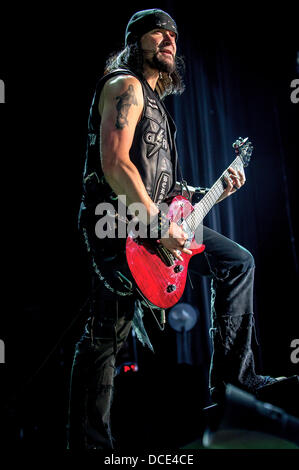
[99,75,159,224]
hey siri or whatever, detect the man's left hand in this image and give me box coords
[217,167,246,203]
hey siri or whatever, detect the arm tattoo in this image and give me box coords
[115,84,138,129]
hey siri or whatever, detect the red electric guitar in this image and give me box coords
[126,137,253,309]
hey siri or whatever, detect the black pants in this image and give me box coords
[68,225,260,450]
[67,289,136,449]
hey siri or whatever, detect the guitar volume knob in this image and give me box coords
[174,264,184,273]
[167,284,177,292]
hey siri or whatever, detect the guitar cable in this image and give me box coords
[135,286,166,331]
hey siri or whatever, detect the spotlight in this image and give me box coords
[168,303,199,365]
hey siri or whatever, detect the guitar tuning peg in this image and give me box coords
[233,139,243,149]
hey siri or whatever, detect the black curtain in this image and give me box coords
[163,12,299,378]
[1,1,298,450]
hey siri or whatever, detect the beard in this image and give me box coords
[145,51,175,74]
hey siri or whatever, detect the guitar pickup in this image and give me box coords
[156,245,175,266]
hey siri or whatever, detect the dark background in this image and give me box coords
[0,0,298,453]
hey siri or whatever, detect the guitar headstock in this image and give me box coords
[232,137,253,167]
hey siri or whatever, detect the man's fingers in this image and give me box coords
[238,169,246,184]
[225,173,242,191]
[172,247,192,261]
[224,176,235,191]
[173,250,183,261]
[232,176,241,189]
[228,167,246,185]
[174,250,192,260]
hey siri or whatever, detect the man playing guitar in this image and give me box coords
[67,9,283,450]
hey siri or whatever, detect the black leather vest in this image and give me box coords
[80,68,178,216]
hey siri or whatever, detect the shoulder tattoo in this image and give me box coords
[115,84,138,129]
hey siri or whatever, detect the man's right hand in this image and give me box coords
[160,221,192,261]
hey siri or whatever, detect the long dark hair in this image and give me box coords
[104,42,185,99]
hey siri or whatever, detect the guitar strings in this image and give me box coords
[186,155,243,233]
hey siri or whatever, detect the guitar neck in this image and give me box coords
[187,155,244,231]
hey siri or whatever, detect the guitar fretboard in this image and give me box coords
[186,155,244,232]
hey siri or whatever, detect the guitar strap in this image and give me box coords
[176,156,192,201]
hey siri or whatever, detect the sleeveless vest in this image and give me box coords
[80,68,179,220]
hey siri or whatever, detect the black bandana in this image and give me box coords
[125,9,178,46]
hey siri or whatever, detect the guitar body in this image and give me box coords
[126,137,253,309]
[126,196,205,309]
